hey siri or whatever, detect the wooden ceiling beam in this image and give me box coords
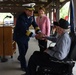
[45,0,70,9]
[0,9,38,14]
[59,0,70,8]
[0,8,24,13]
[0,1,48,5]
[0,0,70,16]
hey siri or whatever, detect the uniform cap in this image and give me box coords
[22,3,35,11]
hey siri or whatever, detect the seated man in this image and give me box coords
[25,18,71,75]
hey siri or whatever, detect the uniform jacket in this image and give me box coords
[36,15,50,36]
[13,12,40,43]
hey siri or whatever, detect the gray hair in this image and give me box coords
[64,28,70,33]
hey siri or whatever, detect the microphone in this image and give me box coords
[4,15,12,19]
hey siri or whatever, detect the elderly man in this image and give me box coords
[25,18,71,75]
[13,3,43,71]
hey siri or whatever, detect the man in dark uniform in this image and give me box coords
[13,3,43,71]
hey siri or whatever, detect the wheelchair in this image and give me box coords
[36,32,76,75]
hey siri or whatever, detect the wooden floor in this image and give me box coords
[0,38,76,75]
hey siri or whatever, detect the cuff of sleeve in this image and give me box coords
[35,27,41,34]
[31,33,36,37]
[29,32,33,37]
[36,30,41,34]
[26,30,33,37]
[37,30,41,33]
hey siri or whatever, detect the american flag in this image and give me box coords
[70,0,75,33]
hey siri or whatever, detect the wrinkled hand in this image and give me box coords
[35,32,45,40]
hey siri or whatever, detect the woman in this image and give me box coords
[36,6,51,52]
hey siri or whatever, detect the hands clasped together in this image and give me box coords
[35,32,46,40]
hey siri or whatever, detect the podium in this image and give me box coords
[0,26,16,58]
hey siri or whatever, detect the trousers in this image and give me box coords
[17,41,28,69]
